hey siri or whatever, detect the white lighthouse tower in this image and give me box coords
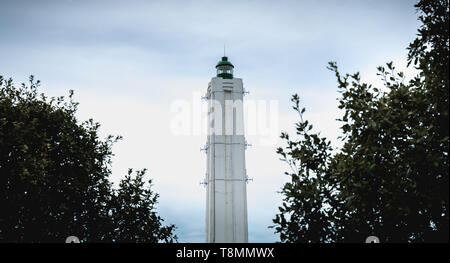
[204,56,248,243]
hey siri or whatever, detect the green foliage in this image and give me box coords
[0,76,176,242]
[111,169,177,243]
[271,95,336,243]
[273,0,448,242]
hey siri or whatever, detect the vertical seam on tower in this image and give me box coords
[212,86,216,243]
[223,84,227,242]
[232,89,236,242]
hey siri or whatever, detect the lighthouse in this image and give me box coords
[204,56,249,243]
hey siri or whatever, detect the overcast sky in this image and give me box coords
[0,0,420,242]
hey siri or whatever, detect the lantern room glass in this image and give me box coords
[217,65,233,75]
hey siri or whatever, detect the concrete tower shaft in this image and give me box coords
[205,57,248,243]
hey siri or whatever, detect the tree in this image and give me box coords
[271,94,337,243]
[273,0,448,242]
[111,169,177,243]
[0,76,177,242]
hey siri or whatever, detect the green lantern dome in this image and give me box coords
[216,56,234,79]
